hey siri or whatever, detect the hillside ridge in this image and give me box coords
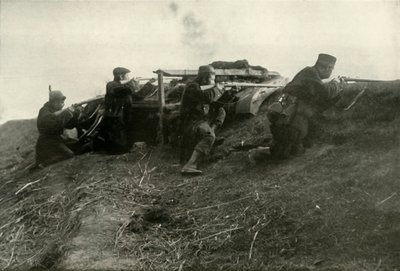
[0,81,399,270]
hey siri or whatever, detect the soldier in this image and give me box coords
[266,53,345,160]
[102,67,155,153]
[180,65,226,175]
[34,90,81,167]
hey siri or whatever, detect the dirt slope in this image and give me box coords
[0,81,399,270]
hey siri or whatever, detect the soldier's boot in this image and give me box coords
[181,150,203,175]
[248,147,271,164]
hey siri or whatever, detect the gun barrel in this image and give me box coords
[223,83,284,88]
[343,78,383,83]
[74,95,105,106]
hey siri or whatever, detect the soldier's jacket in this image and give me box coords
[36,102,78,164]
[180,81,224,124]
[105,80,137,118]
[283,66,342,114]
[267,66,343,158]
[105,80,155,118]
[37,102,76,136]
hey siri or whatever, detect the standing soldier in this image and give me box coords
[102,67,155,153]
[180,65,226,175]
[266,53,345,159]
[34,90,80,167]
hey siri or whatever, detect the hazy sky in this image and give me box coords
[0,0,399,123]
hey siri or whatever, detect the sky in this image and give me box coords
[0,0,399,123]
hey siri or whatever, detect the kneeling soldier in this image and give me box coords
[180,65,226,175]
[267,53,345,159]
[35,90,80,167]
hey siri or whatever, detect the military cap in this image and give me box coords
[317,53,337,65]
[49,90,66,102]
[198,65,216,74]
[113,67,131,76]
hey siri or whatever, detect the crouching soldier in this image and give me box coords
[35,90,81,167]
[265,53,345,160]
[180,65,226,175]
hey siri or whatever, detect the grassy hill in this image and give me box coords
[0,81,399,270]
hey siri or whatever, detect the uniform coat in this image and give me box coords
[180,80,226,162]
[269,66,342,158]
[35,102,76,165]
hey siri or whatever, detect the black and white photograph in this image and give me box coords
[0,0,399,270]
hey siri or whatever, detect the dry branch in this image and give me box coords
[375,192,397,206]
[15,176,47,195]
[176,196,252,215]
[248,230,259,260]
[193,227,242,243]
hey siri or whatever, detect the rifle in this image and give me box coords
[73,95,105,107]
[336,77,390,111]
[339,77,385,83]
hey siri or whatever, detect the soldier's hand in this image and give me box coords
[331,77,347,92]
[331,77,341,84]
[67,105,76,113]
[216,82,225,91]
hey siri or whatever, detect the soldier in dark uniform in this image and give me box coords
[35,90,80,167]
[102,67,155,154]
[180,65,226,175]
[266,53,345,159]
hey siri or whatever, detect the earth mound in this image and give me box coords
[0,81,399,270]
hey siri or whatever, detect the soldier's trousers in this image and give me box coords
[268,112,307,159]
[35,135,75,166]
[101,116,130,154]
[180,108,226,163]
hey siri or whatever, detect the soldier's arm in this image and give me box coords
[38,109,74,134]
[199,84,224,103]
[322,80,343,100]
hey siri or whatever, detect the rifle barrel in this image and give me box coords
[343,78,383,83]
[74,95,105,106]
[224,83,284,88]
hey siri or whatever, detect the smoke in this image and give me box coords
[181,12,216,59]
[169,1,178,17]
[167,2,218,61]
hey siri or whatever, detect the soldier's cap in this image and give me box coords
[317,53,337,65]
[198,65,216,75]
[113,67,131,76]
[49,90,66,102]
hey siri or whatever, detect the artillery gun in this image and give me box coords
[73,61,289,148]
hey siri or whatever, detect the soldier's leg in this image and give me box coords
[194,122,216,155]
[210,107,226,130]
[106,117,128,154]
[302,116,318,148]
[180,127,197,164]
[269,114,293,159]
[181,121,215,175]
[40,142,74,167]
[210,107,226,146]
[290,114,308,156]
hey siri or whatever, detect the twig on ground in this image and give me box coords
[71,196,102,213]
[114,220,130,251]
[178,260,186,271]
[5,247,15,268]
[376,192,397,206]
[194,227,242,243]
[5,225,23,268]
[373,258,382,271]
[248,230,259,260]
[176,196,252,215]
[15,176,47,195]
